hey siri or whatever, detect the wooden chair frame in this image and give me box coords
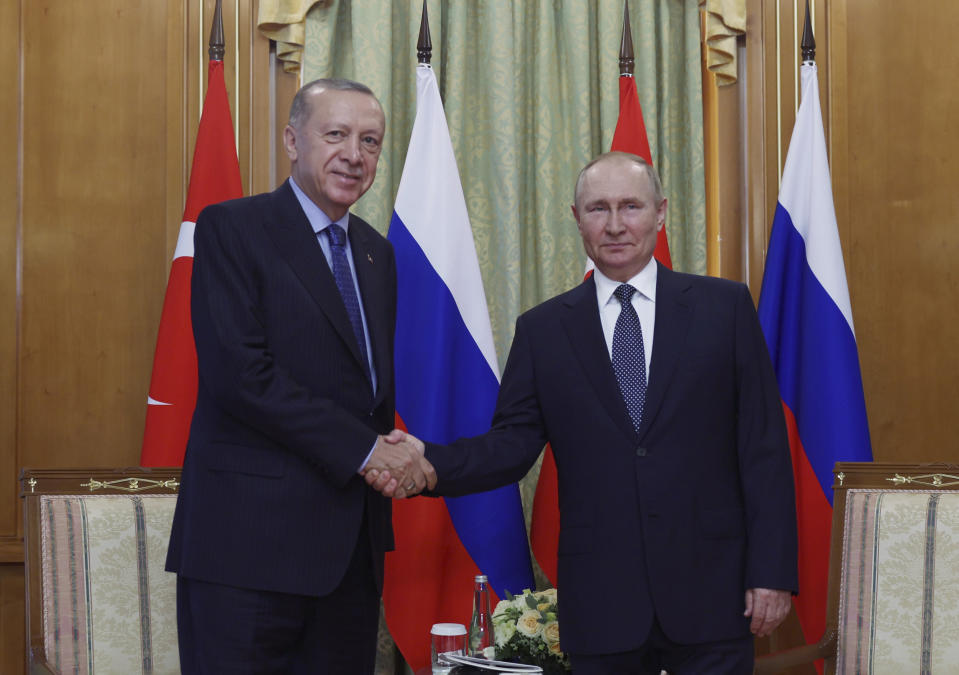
[19,467,181,675]
[755,461,959,674]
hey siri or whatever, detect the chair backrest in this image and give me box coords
[21,468,182,675]
[829,463,959,674]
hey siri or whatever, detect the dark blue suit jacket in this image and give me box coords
[426,265,797,655]
[166,180,397,597]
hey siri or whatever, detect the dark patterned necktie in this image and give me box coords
[612,284,647,433]
[325,224,372,383]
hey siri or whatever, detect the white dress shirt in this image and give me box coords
[592,257,657,384]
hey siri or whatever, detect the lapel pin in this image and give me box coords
[367,253,373,264]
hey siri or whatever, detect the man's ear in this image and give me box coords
[282,125,297,162]
[656,198,668,231]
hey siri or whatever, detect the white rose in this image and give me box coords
[539,588,557,602]
[516,610,544,638]
[542,621,560,645]
[495,619,516,646]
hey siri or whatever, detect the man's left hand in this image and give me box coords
[744,588,791,637]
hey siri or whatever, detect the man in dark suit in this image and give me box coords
[370,152,797,674]
[166,78,435,674]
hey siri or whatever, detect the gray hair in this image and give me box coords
[573,151,665,210]
[288,78,381,129]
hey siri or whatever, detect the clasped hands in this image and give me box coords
[360,429,435,499]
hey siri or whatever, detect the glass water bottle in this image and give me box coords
[468,574,494,657]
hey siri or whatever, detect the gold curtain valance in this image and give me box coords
[699,0,746,85]
[260,0,747,85]
[257,0,324,73]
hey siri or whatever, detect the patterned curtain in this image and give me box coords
[287,0,708,368]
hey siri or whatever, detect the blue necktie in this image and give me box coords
[612,284,647,433]
[325,224,372,383]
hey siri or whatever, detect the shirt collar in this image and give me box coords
[593,256,658,308]
[288,176,350,236]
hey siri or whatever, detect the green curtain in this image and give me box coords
[302,0,706,369]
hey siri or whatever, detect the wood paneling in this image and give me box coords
[703,66,747,282]
[0,564,26,673]
[1,0,22,667]
[18,0,169,471]
[838,0,959,459]
[0,0,22,552]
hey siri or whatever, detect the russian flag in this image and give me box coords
[757,62,872,658]
[384,64,535,671]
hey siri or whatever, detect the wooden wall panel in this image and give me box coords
[838,0,959,460]
[0,0,22,552]
[0,563,26,672]
[0,0,21,667]
[18,0,170,471]
[1,3,23,670]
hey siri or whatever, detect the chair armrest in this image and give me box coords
[28,647,59,675]
[753,632,836,674]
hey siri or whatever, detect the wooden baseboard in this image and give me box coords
[0,536,23,563]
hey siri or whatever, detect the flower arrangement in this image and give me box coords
[491,588,571,674]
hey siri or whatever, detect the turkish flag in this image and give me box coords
[140,58,242,466]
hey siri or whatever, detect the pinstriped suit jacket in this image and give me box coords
[166,180,396,597]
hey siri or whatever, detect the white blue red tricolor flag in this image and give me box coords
[757,61,872,655]
[384,64,535,671]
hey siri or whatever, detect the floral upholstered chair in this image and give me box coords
[21,468,181,675]
[755,462,959,674]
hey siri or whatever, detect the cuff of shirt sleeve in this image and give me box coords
[357,441,376,473]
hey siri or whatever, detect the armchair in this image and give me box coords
[755,462,959,674]
[21,468,181,675]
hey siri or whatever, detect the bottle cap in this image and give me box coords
[431,622,467,636]
[474,574,488,582]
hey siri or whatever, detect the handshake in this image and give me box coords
[360,430,436,499]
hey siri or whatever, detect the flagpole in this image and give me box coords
[417,0,431,65]
[619,0,634,77]
[801,0,815,64]
[209,0,224,62]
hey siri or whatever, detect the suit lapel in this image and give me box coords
[561,278,638,444]
[638,264,693,439]
[262,182,369,376]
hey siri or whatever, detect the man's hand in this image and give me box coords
[744,588,791,637]
[361,429,434,499]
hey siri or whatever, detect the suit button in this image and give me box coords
[636,446,647,457]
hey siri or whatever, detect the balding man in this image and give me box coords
[373,152,797,674]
